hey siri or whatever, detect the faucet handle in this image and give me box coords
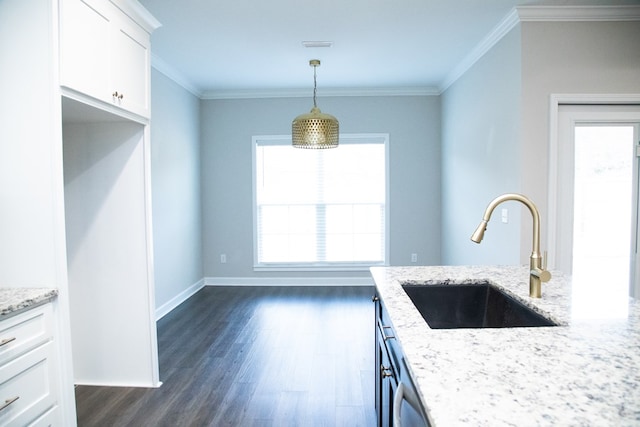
[531,251,551,282]
[531,267,551,283]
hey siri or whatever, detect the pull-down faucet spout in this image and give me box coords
[471,193,551,298]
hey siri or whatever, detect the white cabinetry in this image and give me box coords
[1,0,77,422]
[59,0,159,118]
[1,0,161,421]
[0,304,60,426]
[59,0,161,389]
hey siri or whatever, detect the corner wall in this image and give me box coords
[442,19,640,267]
[150,69,203,314]
[441,27,523,265]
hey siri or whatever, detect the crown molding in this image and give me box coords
[440,8,520,93]
[109,0,161,33]
[200,86,440,100]
[517,5,640,22]
[151,54,202,98]
[440,5,640,93]
[152,60,438,100]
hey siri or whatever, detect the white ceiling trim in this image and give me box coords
[517,5,640,21]
[111,0,161,33]
[151,55,439,99]
[151,54,202,98]
[200,86,440,100]
[440,7,520,93]
[439,5,640,94]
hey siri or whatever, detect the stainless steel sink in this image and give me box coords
[402,283,557,329]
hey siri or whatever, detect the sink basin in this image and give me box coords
[402,283,557,329]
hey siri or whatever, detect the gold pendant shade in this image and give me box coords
[292,107,339,149]
[292,60,339,149]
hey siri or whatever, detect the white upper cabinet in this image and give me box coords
[59,0,160,118]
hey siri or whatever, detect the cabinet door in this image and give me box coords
[379,341,397,427]
[376,297,397,427]
[60,0,151,118]
[109,13,150,117]
[59,0,110,101]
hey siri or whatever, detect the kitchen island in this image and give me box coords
[371,265,640,426]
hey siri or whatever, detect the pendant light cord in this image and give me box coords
[313,64,318,108]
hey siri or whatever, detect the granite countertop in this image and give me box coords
[370,265,640,426]
[0,288,58,318]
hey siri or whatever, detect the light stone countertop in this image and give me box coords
[370,265,640,426]
[0,288,58,318]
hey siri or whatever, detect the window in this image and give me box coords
[253,134,388,270]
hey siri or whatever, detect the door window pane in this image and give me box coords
[573,126,634,282]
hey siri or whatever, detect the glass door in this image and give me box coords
[573,125,636,296]
[556,105,640,300]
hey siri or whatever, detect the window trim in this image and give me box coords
[252,133,390,272]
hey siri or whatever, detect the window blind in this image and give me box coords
[254,134,387,268]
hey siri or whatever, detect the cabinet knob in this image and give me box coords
[112,91,124,100]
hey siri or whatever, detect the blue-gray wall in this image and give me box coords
[149,19,640,306]
[150,69,202,310]
[200,95,441,278]
[441,26,522,265]
[442,20,640,266]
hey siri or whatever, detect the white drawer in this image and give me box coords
[28,404,60,427]
[0,342,57,427]
[0,305,53,366]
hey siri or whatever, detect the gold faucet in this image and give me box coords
[470,193,551,298]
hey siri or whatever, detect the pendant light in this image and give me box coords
[292,59,339,149]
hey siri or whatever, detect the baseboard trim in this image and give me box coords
[155,279,205,320]
[74,380,163,388]
[204,276,374,287]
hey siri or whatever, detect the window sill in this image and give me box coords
[253,263,386,272]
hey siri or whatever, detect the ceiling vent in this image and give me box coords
[302,41,333,48]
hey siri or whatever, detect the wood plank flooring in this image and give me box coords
[75,286,376,426]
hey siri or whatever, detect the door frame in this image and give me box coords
[547,94,640,295]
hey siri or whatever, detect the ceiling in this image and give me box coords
[137,0,639,97]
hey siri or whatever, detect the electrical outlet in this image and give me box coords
[411,253,418,263]
[220,254,227,263]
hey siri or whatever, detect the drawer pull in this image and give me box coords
[0,337,16,347]
[0,396,19,412]
[381,364,394,378]
[377,320,395,341]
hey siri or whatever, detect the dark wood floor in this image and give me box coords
[75,285,377,426]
